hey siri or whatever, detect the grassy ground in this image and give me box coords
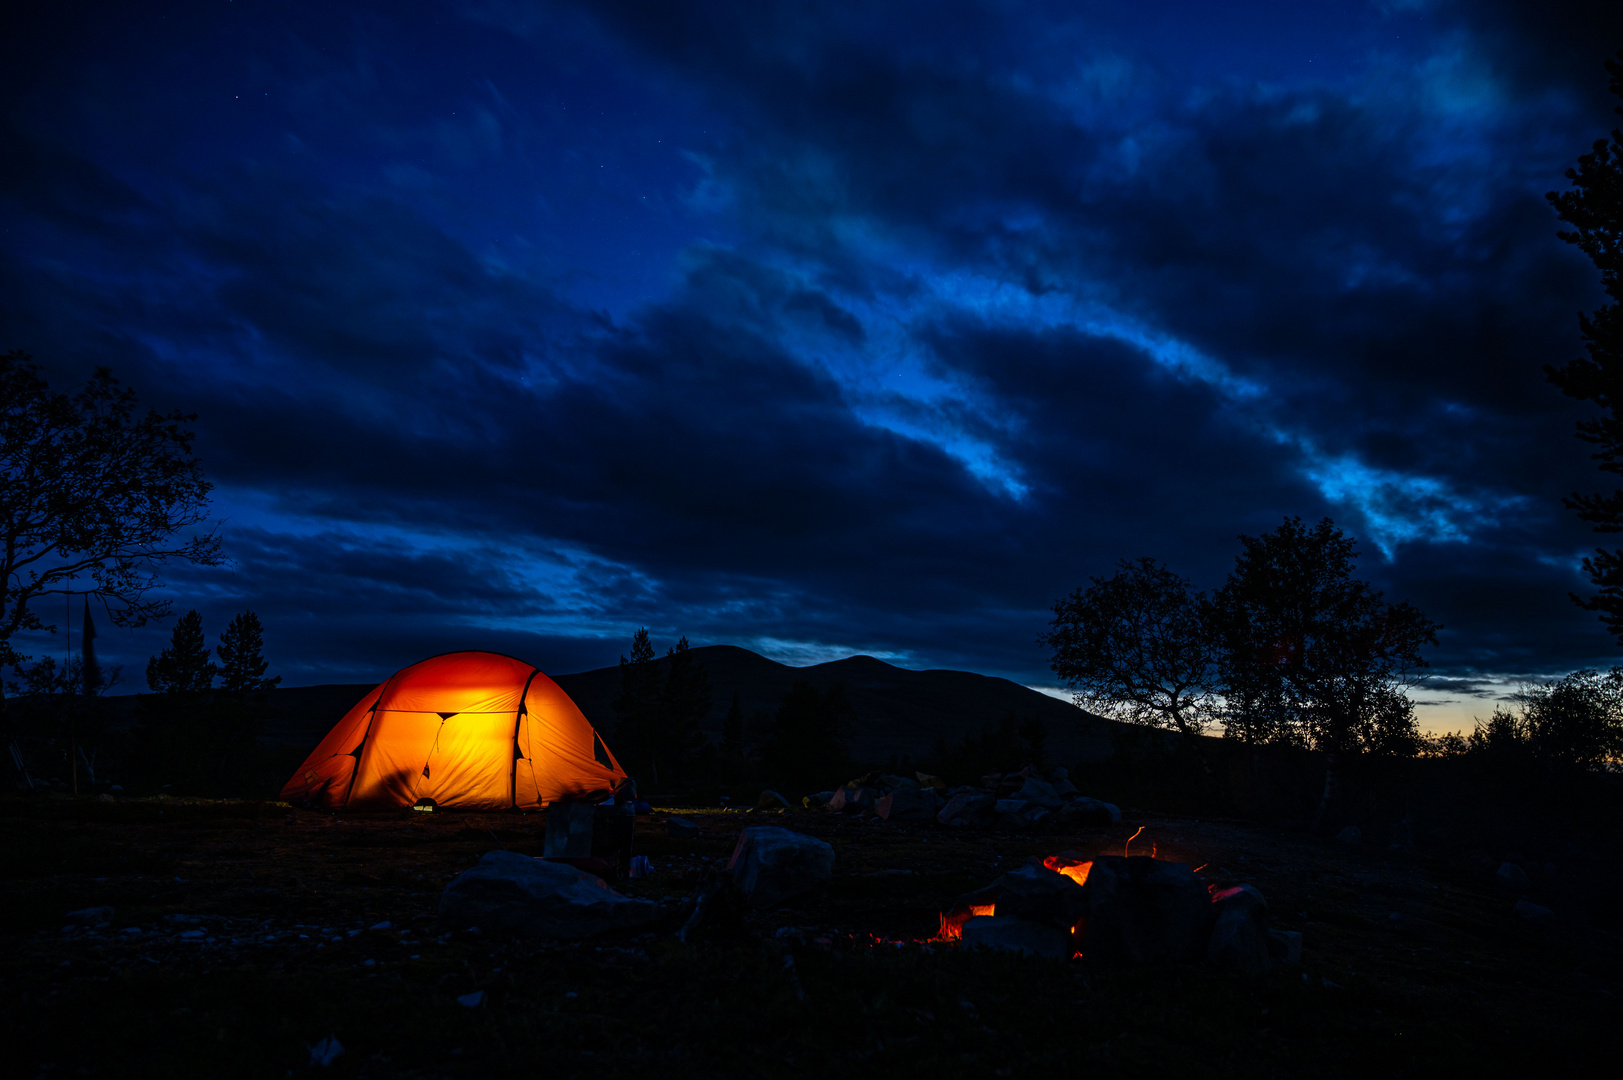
[2,795,1616,1078]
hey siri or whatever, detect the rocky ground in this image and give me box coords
[2,794,1617,1078]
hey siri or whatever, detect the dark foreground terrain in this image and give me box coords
[3,796,1617,1079]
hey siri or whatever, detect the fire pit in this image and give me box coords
[938,850,1300,971]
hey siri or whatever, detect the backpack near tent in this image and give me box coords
[280,651,627,810]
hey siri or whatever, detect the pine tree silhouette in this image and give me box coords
[216,612,280,694]
[145,610,215,694]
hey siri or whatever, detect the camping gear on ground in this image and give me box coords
[543,798,636,878]
[280,651,628,810]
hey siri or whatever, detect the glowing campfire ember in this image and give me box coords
[1041,853,1093,887]
[935,902,995,941]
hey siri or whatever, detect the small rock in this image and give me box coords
[456,990,484,1008]
[1513,900,1555,925]
[726,827,835,908]
[755,789,790,810]
[64,907,114,926]
[308,1036,344,1067]
[1496,862,1530,889]
[1335,826,1362,846]
[804,791,835,809]
[1266,929,1303,966]
[666,816,702,839]
[369,921,391,931]
[960,916,1072,958]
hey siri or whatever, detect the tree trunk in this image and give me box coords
[1311,747,1338,833]
[1,680,31,789]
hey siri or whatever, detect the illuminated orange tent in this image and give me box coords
[280,651,627,810]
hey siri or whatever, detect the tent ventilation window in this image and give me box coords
[592,733,613,769]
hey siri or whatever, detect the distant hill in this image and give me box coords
[550,644,1119,765]
[90,645,1123,766]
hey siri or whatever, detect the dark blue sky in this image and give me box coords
[3,1,1621,731]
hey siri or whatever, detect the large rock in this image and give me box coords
[1056,798,1121,826]
[960,916,1072,958]
[876,787,939,823]
[1207,884,1271,973]
[993,863,1088,929]
[993,800,1052,830]
[1014,776,1064,809]
[937,791,996,827]
[1496,862,1531,890]
[438,851,663,939]
[727,827,835,908]
[827,786,877,813]
[1077,856,1210,965]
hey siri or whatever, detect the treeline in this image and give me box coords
[8,608,283,797]
[1044,517,1623,838]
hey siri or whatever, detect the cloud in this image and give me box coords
[1,0,1618,700]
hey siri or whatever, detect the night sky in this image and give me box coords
[4,1,1622,732]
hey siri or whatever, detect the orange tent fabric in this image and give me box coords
[280,651,627,810]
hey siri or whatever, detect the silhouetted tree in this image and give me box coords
[1211,517,1438,826]
[1042,556,1220,738]
[760,682,855,798]
[0,352,221,783]
[216,611,280,694]
[146,610,215,694]
[1018,716,1048,767]
[610,629,713,790]
[657,636,712,778]
[720,692,745,758]
[1546,54,1623,641]
[1508,669,1623,770]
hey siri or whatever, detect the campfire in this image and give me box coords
[933,846,1301,971]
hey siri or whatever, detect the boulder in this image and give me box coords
[1496,862,1531,889]
[994,801,1051,830]
[1014,776,1064,809]
[666,816,702,839]
[828,786,877,813]
[1266,929,1303,966]
[1056,798,1121,826]
[876,787,939,823]
[993,863,1088,929]
[937,791,996,827]
[960,916,1072,959]
[64,906,114,926]
[1077,856,1210,966]
[1207,884,1271,974]
[438,851,664,939]
[1513,900,1555,925]
[726,827,835,908]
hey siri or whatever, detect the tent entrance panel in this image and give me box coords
[417,712,521,809]
[348,711,444,808]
